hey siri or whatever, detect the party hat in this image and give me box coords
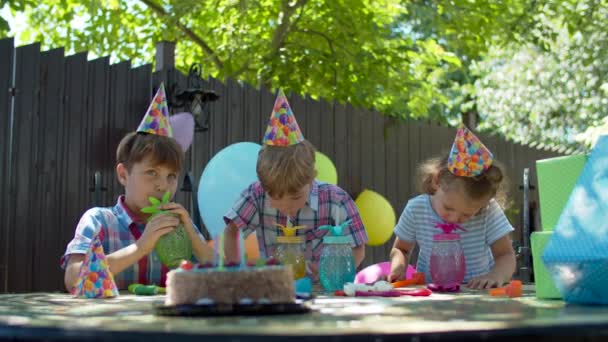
[71,235,119,298]
[136,83,174,137]
[447,124,493,177]
[262,89,304,146]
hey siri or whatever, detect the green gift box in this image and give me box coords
[535,154,586,231]
[531,231,561,299]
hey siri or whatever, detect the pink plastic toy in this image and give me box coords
[355,261,416,284]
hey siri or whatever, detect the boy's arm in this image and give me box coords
[64,254,85,291]
[388,238,415,282]
[223,222,240,263]
[352,245,365,267]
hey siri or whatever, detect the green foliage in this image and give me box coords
[4,0,463,120]
[4,0,608,148]
[472,2,608,151]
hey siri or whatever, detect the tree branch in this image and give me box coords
[139,0,224,70]
[260,0,309,87]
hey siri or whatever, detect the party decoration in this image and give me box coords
[262,89,304,146]
[137,83,173,137]
[198,142,261,239]
[71,235,119,298]
[142,191,192,268]
[355,189,396,246]
[169,112,195,152]
[354,261,417,284]
[447,124,493,177]
[536,154,587,231]
[315,151,338,184]
[543,135,608,304]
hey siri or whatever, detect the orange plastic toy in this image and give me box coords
[489,280,522,297]
[392,272,426,288]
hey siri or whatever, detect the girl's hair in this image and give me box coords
[256,139,317,198]
[116,132,184,172]
[417,155,507,204]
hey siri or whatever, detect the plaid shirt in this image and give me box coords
[224,180,368,268]
[61,196,205,289]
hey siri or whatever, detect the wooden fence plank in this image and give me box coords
[8,43,41,292]
[226,78,244,144]
[319,98,334,159]
[32,48,66,291]
[58,52,89,290]
[108,61,131,203]
[333,102,348,189]
[0,38,15,292]
[87,57,111,207]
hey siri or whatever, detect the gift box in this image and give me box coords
[530,231,561,299]
[542,136,608,305]
[536,154,586,231]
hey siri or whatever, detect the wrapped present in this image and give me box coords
[536,154,586,231]
[71,235,119,298]
[542,136,608,305]
[530,232,561,299]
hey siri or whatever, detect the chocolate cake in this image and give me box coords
[165,262,295,306]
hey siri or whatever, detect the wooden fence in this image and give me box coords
[0,38,561,293]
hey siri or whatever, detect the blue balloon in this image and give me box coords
[198,142,261,239]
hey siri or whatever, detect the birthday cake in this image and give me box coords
[165,260,295,306]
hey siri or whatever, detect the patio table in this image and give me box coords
[1,285,608,341]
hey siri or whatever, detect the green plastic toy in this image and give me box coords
[128,283,166,295]
[141,191,192,269]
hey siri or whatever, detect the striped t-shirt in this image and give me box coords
[394,194,513,282]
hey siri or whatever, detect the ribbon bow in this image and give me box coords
[275,223,308,236]
[434,222,467,234]
[318,219,352,236]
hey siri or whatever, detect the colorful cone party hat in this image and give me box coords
[262,89,304,146]
[136,83,174,137]
[447,124,493,177]
[71,235,119,298]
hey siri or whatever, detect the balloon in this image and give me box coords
[355,189,396,246]
[315,151,337,184]
[169,112,195,152]
[198,142,261,239]
[355,261,416,284]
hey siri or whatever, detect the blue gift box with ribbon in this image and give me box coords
[542,135,608,305]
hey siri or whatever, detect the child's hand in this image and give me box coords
[307,261,319,282]
[466,272,506,289]
[387,266,405,283]
[137,213,179,255]
[160,202,191,227]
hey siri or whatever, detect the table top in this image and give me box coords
[1,285,608,341]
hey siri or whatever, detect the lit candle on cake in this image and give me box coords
[240,230,246,267]
[218,233,225,270]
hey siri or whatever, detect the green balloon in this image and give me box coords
[315,151,338,185]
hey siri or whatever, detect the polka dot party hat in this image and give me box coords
[71,235,119,298]
[136,83,174,137]
[447,123,493,177]
[262,89,304,146]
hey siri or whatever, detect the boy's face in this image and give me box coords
[268,183,311,218]
[117,157,179,217]
[430,185,490,224]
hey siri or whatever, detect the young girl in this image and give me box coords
[388,124,516,289]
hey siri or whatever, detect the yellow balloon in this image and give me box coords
[355,189,396,246]
[315,151,338,185]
